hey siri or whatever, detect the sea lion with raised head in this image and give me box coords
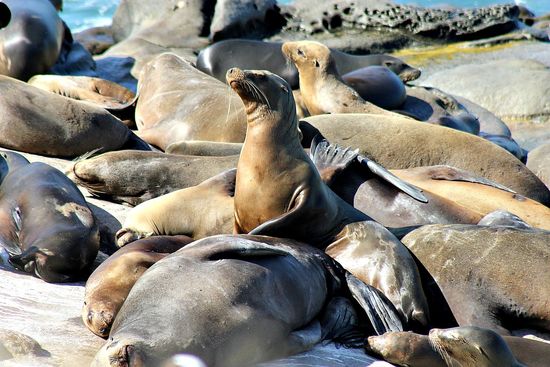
[0,155,99,282]
[91,235,403,367]
[402,224,550,335]
[115,169,236,246]
[227,67,429,329]
[0,76,148,157]
[0,0,64,80]
[83,235,193,338]
[196,39,421,89]
[69,151,238,206]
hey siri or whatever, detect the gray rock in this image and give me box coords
[423,59,550,121]
[209,0,285,41]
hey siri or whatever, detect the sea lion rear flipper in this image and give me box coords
[358,155,428,203]
[345,272,403,335]
[320,297,365,348]
[310,135,358,184]
[427,165,516,193]
[285,320,322,355]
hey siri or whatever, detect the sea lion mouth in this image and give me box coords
[226,68,271,110]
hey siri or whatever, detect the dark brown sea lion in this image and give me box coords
[402,224,550,335]
[0,156,99,282]
[227,67,429,328]
[0,0,64,80]
[68,151,238,206]
[82,235,193,338]
[282,41,408,118]
[0,76,148,157]
[135,52,247,150]
[299,113,550,206]
[367,328,550,367]
[195,39,421,89]
[115,170,236,247]
[91,235,402,367]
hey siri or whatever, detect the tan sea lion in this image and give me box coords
[527,142,550,189]
[165,141,243,156]
[91,235,403,366]
[299,114,550,206]
[282,41,407,118]
[83,235,193,338]
[115,169,236,247]
[392,165,550,230]
[0,76,148,157]
[402,224,550,335]
[68,151,238,206]
[367,328,550,367]
[227,67,429,329]
[135,52,247,150]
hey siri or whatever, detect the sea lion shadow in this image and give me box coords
[400,95,435,121]
[93,56,138,94]
[87,202,121,256]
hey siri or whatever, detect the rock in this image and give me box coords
[209,0,285,41]
[527,142,550,189]
[422,59,550,121]
[111,0,214,48]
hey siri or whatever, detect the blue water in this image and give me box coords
[62,0,548,33]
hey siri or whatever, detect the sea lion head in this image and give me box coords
[82,299,117,338]
[281,41,334,75]
[226,68,296,127]
[92,337,147,367]
[367,331,422,364]
[429,326,520,367]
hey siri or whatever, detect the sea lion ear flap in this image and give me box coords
[345,272,404,335]
[0,3,10,29]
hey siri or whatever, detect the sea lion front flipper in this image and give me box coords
[285,320,323,355]
[310,135,358,185]
[427,165,516,193]
[248,188,310,237]
[345,273,403,335]
[357,155,428,203]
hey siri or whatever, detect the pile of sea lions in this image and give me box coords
[1,0,550,366]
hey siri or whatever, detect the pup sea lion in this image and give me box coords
[402,224,550,335]
[83,235,193,338]
[135,53,247,150]
[69,151,238,206]
[0,157,99,282]
[91,235,403,367]
[300,114,550,206]
[0,76,148,157]
[282,41,407,118]
[227,67,429,328]
[116,170,236,246]
[196,39,421,89]
[0,0,64,80]
[367,328,550,367]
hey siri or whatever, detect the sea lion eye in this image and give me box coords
[297,49,305,57]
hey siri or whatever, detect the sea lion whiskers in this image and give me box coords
[246,78,272,111]
[429,332,456,366]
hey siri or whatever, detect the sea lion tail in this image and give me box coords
[309,135,359,184]
[345,272,403,335]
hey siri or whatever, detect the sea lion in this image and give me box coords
[68,151,238,206]
[27,75,136,120]
[299,114,550,206]
[0,76,148,157]
[0,157,99,282]
[402,224,550,335]
[392,165,550,230]
[83,235,193,338]
[0,0,64,80]
[227,67,429,328]
[367,328,550,367]
[527,142,550,189]
[135,52,247,150]
[115,169,236,247]
[429,327,525,367]
[310,139,484,228]
[165,141,243,156]
[477,210,531,229]
[0,329,48,361]
[282,40,408,118]
[340,66,407,110]
[91,235,403,367]
[195,39,421,89]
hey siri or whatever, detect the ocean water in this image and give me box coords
[62,0,549,33]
